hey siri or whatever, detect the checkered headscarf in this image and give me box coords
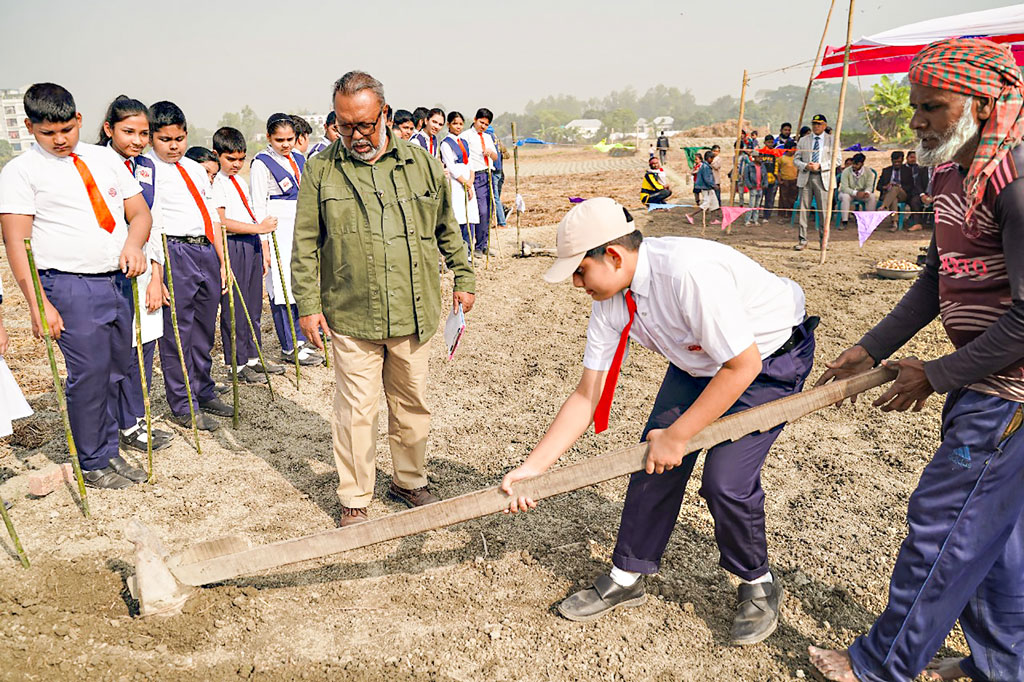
[909,38,1024,236]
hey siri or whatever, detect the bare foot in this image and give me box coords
[923,657,967,681]
[808,646,859,681]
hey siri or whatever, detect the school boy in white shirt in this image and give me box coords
[411,107,444,158]
[307,111,338,158]
[147,100,232,431]
[0,83,152,488]
[211,126,283,382]
[501,198,817,645]
[459,108,499,258]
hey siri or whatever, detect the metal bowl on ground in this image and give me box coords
[875,266,921,280]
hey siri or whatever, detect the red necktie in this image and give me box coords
[175,162,214,241]
[457,140,469,164]
[478,131,490,169]
[70,152,116,233]
[124,158,133,174]
[286,154,301,186]
[229,176,257,222]
[429,136,435,155]
[593,291,637,434]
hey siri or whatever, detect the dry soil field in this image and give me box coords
[0,145,957,681]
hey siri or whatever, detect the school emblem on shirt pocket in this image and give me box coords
[137,167,153,183]
[108,187,118,197]
[279,177,293,192]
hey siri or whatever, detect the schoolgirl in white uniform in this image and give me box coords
[250,113,321,366]
[98,95,172,451]
[440,111,475,250]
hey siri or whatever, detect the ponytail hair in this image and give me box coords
[98,95,148,146]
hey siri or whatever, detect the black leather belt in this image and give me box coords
[771,315,819,357]
[166,235,210,245]
[37,269,120,278]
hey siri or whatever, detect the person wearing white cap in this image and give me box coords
[500,197,816,644]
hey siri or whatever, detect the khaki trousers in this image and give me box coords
[330,332,431,508]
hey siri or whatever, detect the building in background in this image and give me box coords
[564,118,602,139]
[1,87,33,156]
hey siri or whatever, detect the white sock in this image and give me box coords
[246,358,258,367]
[742,570,773,585]
[609,566,641,587]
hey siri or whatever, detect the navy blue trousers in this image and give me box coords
[116,339,155,430]
[159,241,219,416]
[472,172,491,252]
[220,235,263,365]
[40,270,132,471]
[849,388,1024,682]
[612,325,815,581]
[270,302,306,352]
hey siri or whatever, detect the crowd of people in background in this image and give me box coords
[647,118,936,249]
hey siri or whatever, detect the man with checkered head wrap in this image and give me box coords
[809,38,1024,682]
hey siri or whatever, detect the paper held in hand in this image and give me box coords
[444,304,466,360]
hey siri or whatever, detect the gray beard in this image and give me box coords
[346,124,387,162]
[916,98,980,167]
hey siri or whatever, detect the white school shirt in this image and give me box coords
[211,172,257,226]
[146,153,218,238]
[250,147,300,223]
[307,136,331,159]
[112,145,165,265]
[459,128,497,173]
[0,142,142,273]
[583,237,806,377]
[411,131,438,157]
[439,134,471,183]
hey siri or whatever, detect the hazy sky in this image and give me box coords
[0,0,1012,130]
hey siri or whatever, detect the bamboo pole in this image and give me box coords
[321,330,330,369]
[728,70,749,234]
[24,240,89,517]
[464,176,474,259]
[730,70,749,207]
[222,231,239,427]
[162,235,201,453]
[511,122,521,249]
[486,166,496,268]
[0,501,29,568]
[820,0,855,265]
[798,0,838,131]
[130,277,154,483]
[270,233,300,388]
[231,277,274,401]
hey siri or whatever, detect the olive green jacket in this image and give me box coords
[291,134,475,342]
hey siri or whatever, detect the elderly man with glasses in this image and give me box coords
[293,70,476,527]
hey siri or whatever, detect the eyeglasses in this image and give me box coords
[337,109,383,137]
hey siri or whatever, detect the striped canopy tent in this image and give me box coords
[815,4,1024,79]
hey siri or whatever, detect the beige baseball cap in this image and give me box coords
[543,197,634,283]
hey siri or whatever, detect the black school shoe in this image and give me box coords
[250,359,285,375]
[120,427,173,453]
[556,574,647,622]
[169,411,220,432]
[83,466,134,490]
[199,397,234,417]
[730,579,784,646]
[213,383,230,395]
[108,455,148,483]
[232,365,267,384]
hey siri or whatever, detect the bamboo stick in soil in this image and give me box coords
[271,232,300,388]
[162,235,201,453]
[798,0,839,131]
[820,0,856,265]
[24,240,89,517]
[0,501,29,568]
[231,277,274,401]
[130,276,154,482]
[728,69,749,233]
[511,122,521,248]
[222,231,239,427]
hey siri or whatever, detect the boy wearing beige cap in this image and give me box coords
[501,197,816,644]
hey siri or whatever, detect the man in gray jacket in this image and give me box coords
[794,114,833,251]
